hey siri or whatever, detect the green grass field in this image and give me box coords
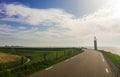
[101,51,120,69]
[0,47,83,77]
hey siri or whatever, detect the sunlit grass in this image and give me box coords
[0,52,21,63]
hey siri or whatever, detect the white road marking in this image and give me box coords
[100,53,105,62]
[100,53,109,74]
[105,68,109,73]
[45,66,53,70]
[65,59,69,62]
[71,56,76,59]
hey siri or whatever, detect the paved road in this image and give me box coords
[28,49,115,77]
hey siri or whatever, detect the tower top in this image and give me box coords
[94,36,96,40]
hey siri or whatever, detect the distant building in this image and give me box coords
[94,37,97,50]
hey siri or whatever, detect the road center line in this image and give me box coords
[45,66,53,70]
[105,68,109,73]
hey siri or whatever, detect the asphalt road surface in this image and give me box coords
[28,49,115,77]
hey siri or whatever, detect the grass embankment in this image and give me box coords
[102,51,120,69]
[0,52,20,63]
[0,47,83,77]
[0,52,24,71]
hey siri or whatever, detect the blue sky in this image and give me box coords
[0,0,120,47]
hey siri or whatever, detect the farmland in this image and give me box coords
[0,52,21,63]
[0,47,83,77]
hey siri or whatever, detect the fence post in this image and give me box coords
[56,52,58,59]
[64,51,65,56]
[43,53,47,61]
[21,56,24,65]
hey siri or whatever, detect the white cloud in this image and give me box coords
[0,24,15,33]
[1,0,120,47]
[18,26,26,30]
[2,3,74,26]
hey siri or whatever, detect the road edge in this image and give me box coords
[101,52,120,77]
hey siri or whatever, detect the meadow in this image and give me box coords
[0,47,83,77]
[0,52,22,71]
[0,52,21,63]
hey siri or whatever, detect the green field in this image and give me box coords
[101,51,120,69]
[0,47,83,77]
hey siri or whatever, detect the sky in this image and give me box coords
[0,0,120,47]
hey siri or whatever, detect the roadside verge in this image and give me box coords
[99,50,120,77]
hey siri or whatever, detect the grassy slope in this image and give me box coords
[102,51,120,69]
[0,47,84,77]
[0,48,81,63]
[0,52,23,71]
[0,52,21,63]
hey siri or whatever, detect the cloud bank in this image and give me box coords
[0,0,120,47]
